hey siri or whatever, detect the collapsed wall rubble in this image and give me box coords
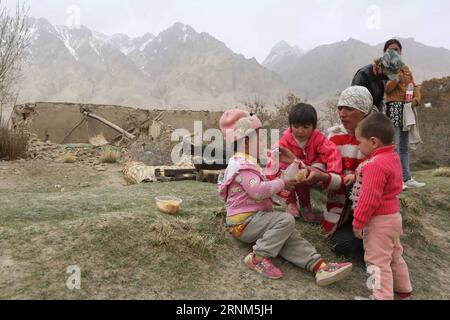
[12,102,223,166]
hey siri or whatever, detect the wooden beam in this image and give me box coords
[82,111,136,140]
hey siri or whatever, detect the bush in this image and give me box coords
[0,117,28,160]
[245,93,305,132]
[269,93,304,131]
[245,97,271,126]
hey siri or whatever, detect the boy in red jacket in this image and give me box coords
[266,103,342,222]
[351,113,412,300]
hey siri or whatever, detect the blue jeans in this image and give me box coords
[393,128,411,182]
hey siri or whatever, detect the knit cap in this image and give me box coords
[337,86,378,115]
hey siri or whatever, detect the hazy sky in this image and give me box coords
[5,0,450,62]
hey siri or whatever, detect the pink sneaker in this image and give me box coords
[287,202,300,218]
[244,252,284,280]
[315,262,353,286]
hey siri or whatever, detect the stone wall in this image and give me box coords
[12,102,223,144]
[12,78,450,166]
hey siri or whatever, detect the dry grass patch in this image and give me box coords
[433,167,450,177]
[148,216,218,259]
[0,119,28,160]
[62,152,76,163]
[100,147,120,163]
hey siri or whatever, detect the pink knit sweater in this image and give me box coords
[351,145,403,230]
[218,154,285,217]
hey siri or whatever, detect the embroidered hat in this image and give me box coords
[337,86,378,115]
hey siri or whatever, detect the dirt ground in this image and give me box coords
[0,159,449,300]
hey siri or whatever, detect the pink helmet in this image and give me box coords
[219,109,262,142]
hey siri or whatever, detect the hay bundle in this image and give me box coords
[122,161,157,184]
[432,167,450,177]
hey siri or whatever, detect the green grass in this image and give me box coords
[0,168,449,299]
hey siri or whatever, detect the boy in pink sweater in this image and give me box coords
[218,109,352,285]
[351,113,412,300]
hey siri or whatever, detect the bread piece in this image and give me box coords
[296,169,307,183]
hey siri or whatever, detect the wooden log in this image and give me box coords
[82,111,136,140]
[196,170,224,183]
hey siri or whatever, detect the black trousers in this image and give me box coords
[328,196,364,262]
[329,223,364,262]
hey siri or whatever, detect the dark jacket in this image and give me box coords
[351,64,388,112]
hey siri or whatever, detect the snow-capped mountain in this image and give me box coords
[262,41,304,81]
[107,32,155,56]
[17,18,291,110]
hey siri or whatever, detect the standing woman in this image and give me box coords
[384,39,425,189]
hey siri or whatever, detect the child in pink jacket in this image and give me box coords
[218,109,352,284]
[351,113,412,300]
[266,103,342,222]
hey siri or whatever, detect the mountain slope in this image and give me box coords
[264,38,450,102]
[262,40,303,82]
[17,19,290,110]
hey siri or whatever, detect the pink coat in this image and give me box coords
[266,128,342,180]
[218,155,285,217]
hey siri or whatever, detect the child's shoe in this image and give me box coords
[395,292,412,300]
[315,262,353,286]
[404,178,425,189]
[244,252,284,280]
[287,202,300,218]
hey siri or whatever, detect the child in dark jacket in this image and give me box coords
[266,103,342,223]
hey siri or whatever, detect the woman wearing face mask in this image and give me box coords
[383,39,425,190]
[352,47,404,113]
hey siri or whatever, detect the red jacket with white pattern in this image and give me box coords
[321,125,367,234]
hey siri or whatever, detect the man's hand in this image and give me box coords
[344,174,356,186]
[303,168,328,185]
[353,228,364,239]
